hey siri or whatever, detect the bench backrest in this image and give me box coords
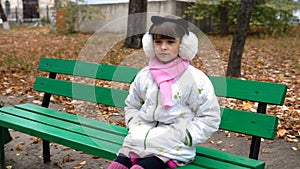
[35,58,287,148]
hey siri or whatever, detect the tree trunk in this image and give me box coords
[219,5,229,35]
[125,0,147,49]
[226,0,255,77]
[0,3,10,30]
[0,4,7,22]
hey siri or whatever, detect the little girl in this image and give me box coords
[108,15,220,169]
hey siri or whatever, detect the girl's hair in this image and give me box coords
[149,16,188,41]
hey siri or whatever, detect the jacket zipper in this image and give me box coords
[144,121,159,149]
[144,88,160,149]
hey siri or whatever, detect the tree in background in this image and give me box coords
[125,0,147,49]
[185,0,239,35]
[185,0,299,77]
[0,3,10,30]
[185,0,299,35]
[226,0,254,77]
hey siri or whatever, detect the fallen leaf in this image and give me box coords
[63,154,74,163]
[16,143,25,151]
[74,161,87,169]
[291,147,298,151]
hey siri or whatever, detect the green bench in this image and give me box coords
[0,57,287,169]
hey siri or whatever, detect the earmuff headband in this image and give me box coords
[149,16,189,35]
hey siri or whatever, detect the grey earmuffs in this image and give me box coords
[142,16,198,61]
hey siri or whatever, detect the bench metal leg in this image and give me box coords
[43,140,51,163]
[40,72,56,163]
[249,136,261,159]
[249,102,267,160]
[0,127,5,169]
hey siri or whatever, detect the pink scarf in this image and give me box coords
[149,57,189,108]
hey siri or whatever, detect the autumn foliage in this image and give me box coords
[0,25,299,143]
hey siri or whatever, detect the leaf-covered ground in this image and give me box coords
[0,24,299,144]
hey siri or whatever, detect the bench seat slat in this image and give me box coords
[1,105,264,169]
[0,106,125,145]
[38,57,140,83]
[192,156,252,169]
[16,103,128,136]
[209,76,287,105]
[196,146,265,169]
[0,111,120,160]
[0,108,212,169]
[34,76,129,108]
[219,108,278,139]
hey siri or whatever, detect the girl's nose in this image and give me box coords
[161,42,167,50]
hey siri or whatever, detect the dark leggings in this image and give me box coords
[115,155,167,169]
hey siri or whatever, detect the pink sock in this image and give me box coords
[107,161,128,169]
[130,164,144,169]
[129,153,140,165]
[167,160,177,168]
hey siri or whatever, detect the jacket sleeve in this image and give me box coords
[124,71,145,129]
[185,73,221,146]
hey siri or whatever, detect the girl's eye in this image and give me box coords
[154,40,162,44]
[168,40,176,44]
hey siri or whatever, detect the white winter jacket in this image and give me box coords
[119,65,221,163]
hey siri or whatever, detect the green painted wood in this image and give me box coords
[169,165,207,169]
[34,77,129,108]
[209,76,287,105]
[38,58,287,105]
[32,76,280,139]
[219,108,278,139]
[0,106,125,145]
[19,103,278,140]
[0,111,256,169]
[16,103,128,136]
[0,107,208,169]
[192,156,252,169]
[0,57,287,169]
[38,57,140,83]
[0,111,120,161]
[196,146,265,169]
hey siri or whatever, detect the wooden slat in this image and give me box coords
[38,57,140,83]
[219,108,278,139]
[38,58,287,105]
[192,156,252,169]
[0,111,120,161]
[16,104,263,168]
[33,77,279,139]
[0,106,125,145]
[16,103,128,136]
[169,165,207,169]
[209,76,287,105]
[34,77,129,108]
[196,146,265,169]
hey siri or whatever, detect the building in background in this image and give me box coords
[1,0,54,22]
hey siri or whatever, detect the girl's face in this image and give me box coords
[153,37,180,63]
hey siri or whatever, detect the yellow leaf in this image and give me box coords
[242,102,252,108]
[74,161,86,169]
[291,147,298,151]
[79,161,86,165]
[277,129,287,138]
